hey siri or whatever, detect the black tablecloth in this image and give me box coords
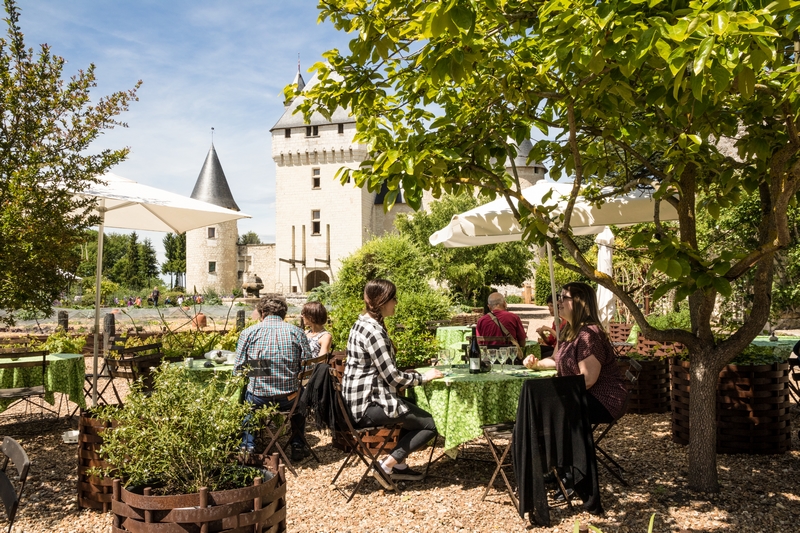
[512,375,601,526]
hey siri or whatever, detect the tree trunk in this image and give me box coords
[687,357,720,492]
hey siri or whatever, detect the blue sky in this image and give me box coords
[18,0,351,265]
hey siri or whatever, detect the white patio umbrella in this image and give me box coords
[429,180,679,336]
[595,227,616,329]
[79,173,250,405]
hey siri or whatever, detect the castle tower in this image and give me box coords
[505,139,547,189]
[185,144,240,295]
[270,68,414,294]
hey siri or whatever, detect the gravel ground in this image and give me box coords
[0,376,797,533]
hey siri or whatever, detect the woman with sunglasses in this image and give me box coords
[343,279,443,487]
[523,282,627,424]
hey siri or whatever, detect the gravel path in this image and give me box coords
[0,381,797,532]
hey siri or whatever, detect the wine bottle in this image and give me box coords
[469,326,481,374]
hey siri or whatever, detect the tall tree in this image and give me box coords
[161,232,186,289]
[0,0,139,323]
[300,0,800,492]
[139,238,159,289]
[124,232,141,290]
[396,194,534,302]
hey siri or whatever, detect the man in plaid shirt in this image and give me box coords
[235,294,312,461]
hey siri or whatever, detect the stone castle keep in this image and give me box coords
[185,66,547,296]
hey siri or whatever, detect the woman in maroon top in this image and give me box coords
[523,282,627,423]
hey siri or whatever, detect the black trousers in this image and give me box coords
[358,400,437,462]
[586,392,615,424]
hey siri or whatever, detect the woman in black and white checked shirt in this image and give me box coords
[343,279,443,484]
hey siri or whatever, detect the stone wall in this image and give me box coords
[237,243,276,293]
[185,219,239,295]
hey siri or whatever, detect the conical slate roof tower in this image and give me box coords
[185,143,240,295]
[190,144,240,211]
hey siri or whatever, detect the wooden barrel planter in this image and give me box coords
[78,409,117,511]
[671,358,792,454]
[111,454,287,533]
[617,357,671,414]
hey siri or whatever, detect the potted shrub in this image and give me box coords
[91,363,286,531]
[671,343,792,454]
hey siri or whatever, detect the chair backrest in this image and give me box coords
[625,358,642,386]
[106,344,163,389]
[300,354,328,387]
[0,437,30,529]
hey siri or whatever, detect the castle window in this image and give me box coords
[338,123,344,134]
[207,227,216,239]
[311,210,321,235]
[284,128,291,138]
[305,125,319,137]
[312,168,321,189]
[208,261,216,273]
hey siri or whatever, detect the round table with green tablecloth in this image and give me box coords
[0,353,85,412]
[408,365,557,456]
[750,336,798,360]
[170,361,243,400]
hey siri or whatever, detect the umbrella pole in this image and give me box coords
[92,203,106,408]
[547,242,561,340]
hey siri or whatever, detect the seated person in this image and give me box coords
[477,292,527,362]
[300,301,332,358]
[532,294,566,359]
[524,282,627,424]
[343,279,443,485]
[235,294,312,461]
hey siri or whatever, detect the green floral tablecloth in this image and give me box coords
[435,326,472,350]
[0,353,85,412]
[751,336,797,360]
[409,366,557,456]
[170,361,242,400]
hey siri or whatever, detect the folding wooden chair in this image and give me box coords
[106,343,164,404]
[0,437,30,533]
[260,353,327,476]
[592,358,642,485]
[328,368,401,502]
[481,422,518,507]
[0,350,58,418]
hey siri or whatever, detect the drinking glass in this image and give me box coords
[487,349,497,372]
[438,349,452,376]
[500,347,509,372]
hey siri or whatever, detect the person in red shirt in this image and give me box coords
[476,292,527,361]
[533,294,567,359]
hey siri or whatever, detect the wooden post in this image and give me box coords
[199,487,209,533]
[254,477,263,533]
[112,479,121,529]
[57,310,69,331]
[236,309,245,330]
[143,487,152,523]
[103,313,115,354]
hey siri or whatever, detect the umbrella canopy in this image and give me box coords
[79,172,250,405]
[429,180,678,247]
[81,173,247,233]
[429,181,679,342]
[595,227,616,329]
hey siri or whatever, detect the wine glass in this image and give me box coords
[438,349,452,376]
[487,349,497,372]
[500,347,509,372]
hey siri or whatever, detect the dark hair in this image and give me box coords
[364,279,396,329]
[545,294,553,305]
[256,293,288,319]
[300,301,328,328]
[560,282,606,342]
